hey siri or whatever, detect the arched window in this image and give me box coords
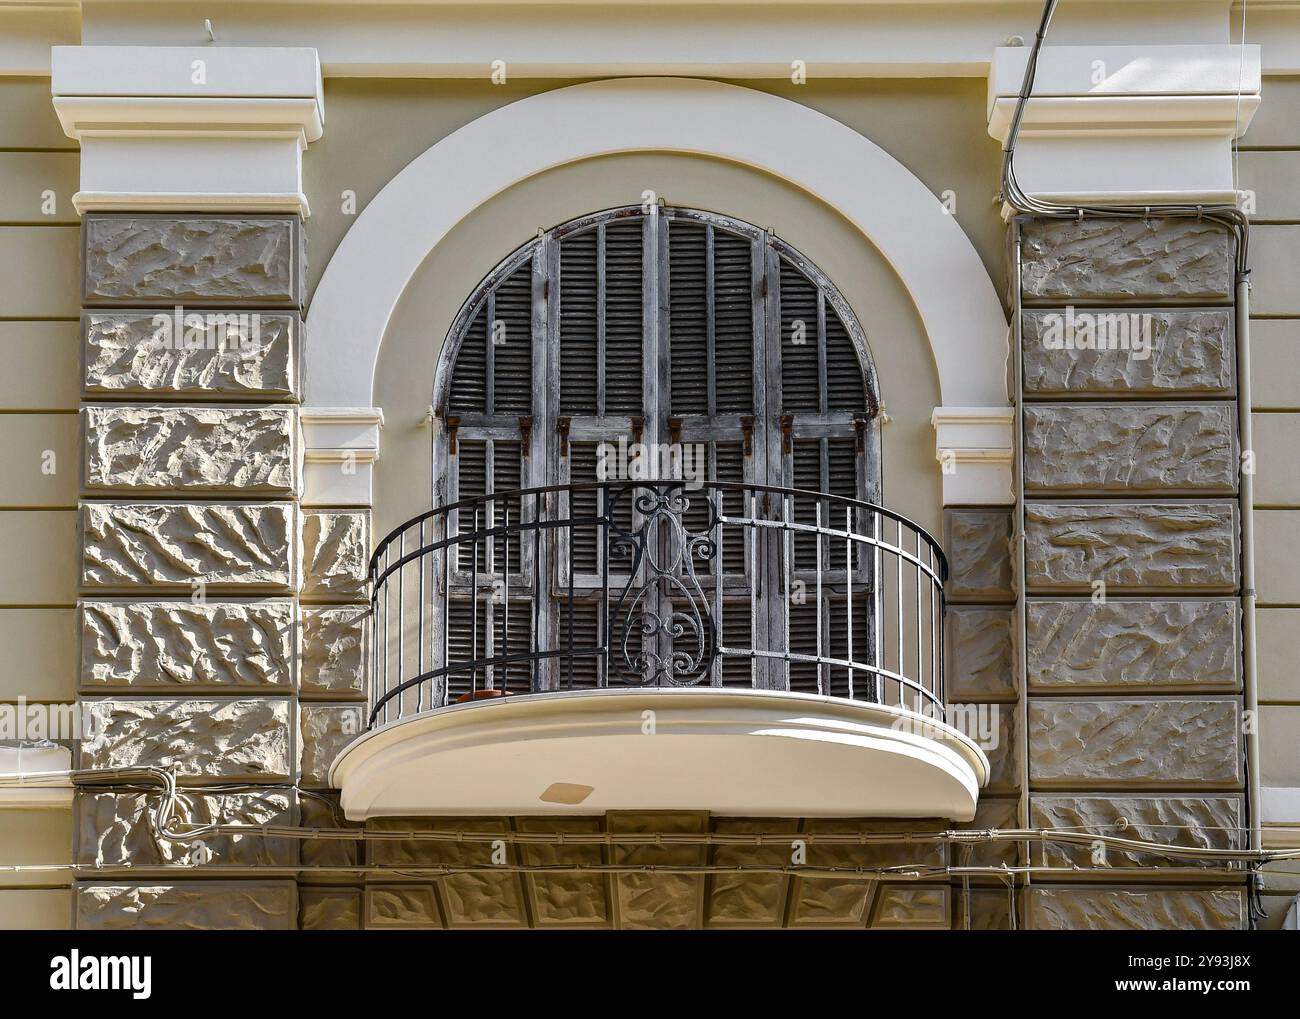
[431,205,882,697]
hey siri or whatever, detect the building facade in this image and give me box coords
[0,0,1297,930]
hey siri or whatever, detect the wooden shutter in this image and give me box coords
[437,207,879,697]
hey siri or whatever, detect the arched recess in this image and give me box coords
[306,77,1008,413]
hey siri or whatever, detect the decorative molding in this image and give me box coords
[932,406,1015,506]
[51,47,325,217]
[989,45,1261,207]
[307,77,1009,414]
[300,407,384,507]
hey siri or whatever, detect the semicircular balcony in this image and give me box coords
[330,481,989,821]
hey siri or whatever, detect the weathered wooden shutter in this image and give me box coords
[437,207,878,697]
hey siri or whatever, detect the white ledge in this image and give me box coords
[0,746,73,810]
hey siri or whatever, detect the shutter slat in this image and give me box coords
[824,307,867,413]
[491,263,534,414]
[668,221,709,416]
[603,220,645,415]
[719,601,753,688]
[449,308,488,414]
[779,259,821,413]
[560,230,599,415]
[712,229,754,414]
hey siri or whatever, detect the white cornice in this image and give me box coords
[989,44,1260,207]
[11,4,1300,78]
[52,96,323,143]
[932,406,1015,507]
[988,45,1261,139]
[69,2,1245,79]
[300,407,384,508]
[50,46,325,217]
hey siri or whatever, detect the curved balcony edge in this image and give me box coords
[330,687,991,823]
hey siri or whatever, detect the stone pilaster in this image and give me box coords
[75,215,307,925]
[943,508,1020,927]
[1016,216,1246,929]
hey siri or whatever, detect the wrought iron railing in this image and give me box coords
[366,482,947,728]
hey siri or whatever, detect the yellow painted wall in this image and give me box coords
[0,76,77,910]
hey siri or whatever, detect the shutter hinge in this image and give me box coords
[557,416,571,457]
[780,414,794,455]
[518,416,533,457]
[667,416,683,447]
[740,415,754,457]
[446,415,461,455]
[630,416,645,445]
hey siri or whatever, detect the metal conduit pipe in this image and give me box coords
[1237,275,1263,868]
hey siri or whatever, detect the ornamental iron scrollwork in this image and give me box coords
[606,484,719,686]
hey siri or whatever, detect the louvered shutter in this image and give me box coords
[437,207,878,698]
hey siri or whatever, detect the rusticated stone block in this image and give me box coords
[300,605,367,698]
[84,310,298,398]
[84,405,296,494]
[944,510,1013,602]
[1022,308,1232,395]
[301,511,368,600]
[83,216,302,307]
[1027,887,1245,930]
[955,888,1015,930]
[609,812,706,929]
[368,816,528,927]
[300,888,361,930]
[949,702,1017,795]
[1020,218,1233,303]
[79,600,294,689]
[946,606,1015,701]
[956,796,1021,869]
[76,789,296,867]
[81,502,294,590]
[81,697,292,779]
[515,817,609,927]
[1023,404,1235,493]
[869,886,949,928]
[1024,503,1237,593]
[76,881,297,930]
[1031,795,1243,868]
[300,703,365,789]
[789,819,945,927]
[366,885,443,928]
[706,818,798,928]
[1028,698,1242,787]
[299,793,360,871]
[1027,599,1238,691]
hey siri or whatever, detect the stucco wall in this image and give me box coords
[1238,74,1300,930]
[0,75,78,930]
[302,76,1007,302]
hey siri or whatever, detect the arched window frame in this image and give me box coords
[430,205,884,694]
[432,205,881,504]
